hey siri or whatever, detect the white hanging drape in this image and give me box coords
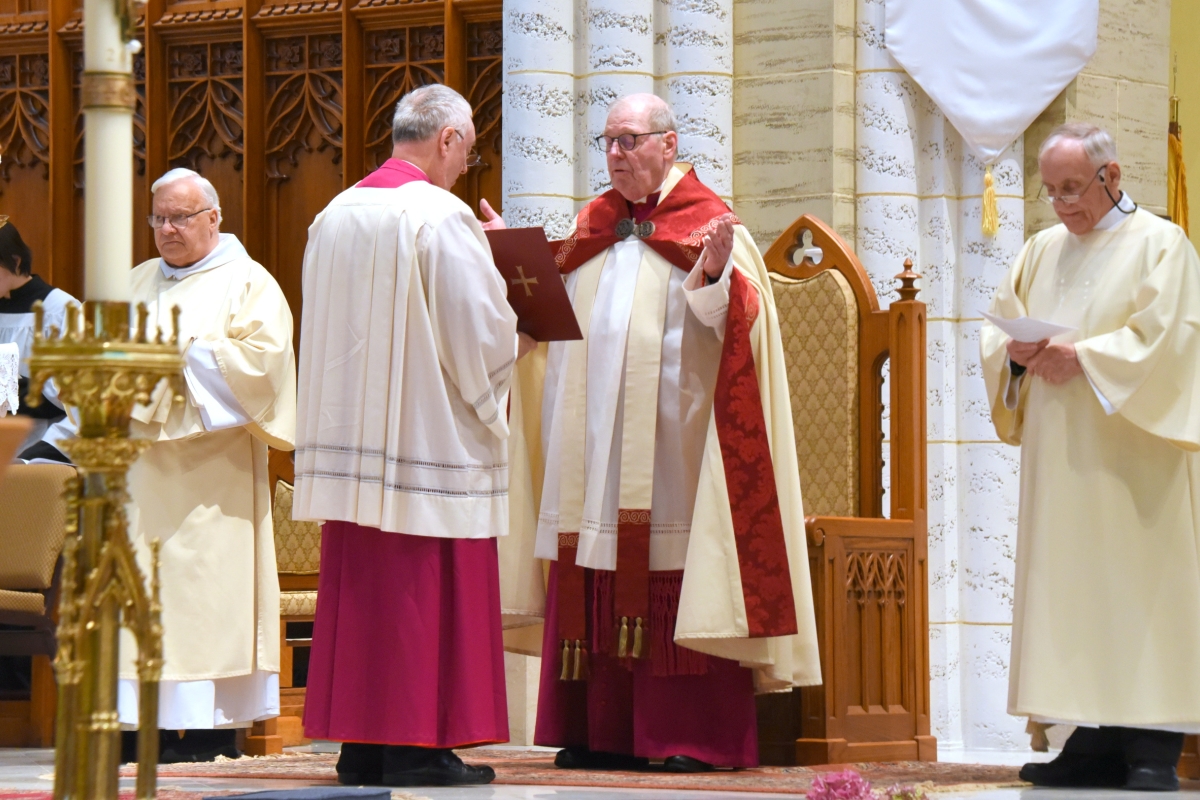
[885,0,1098,162]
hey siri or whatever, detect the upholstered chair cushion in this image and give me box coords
[770,269,860,518]
[0,588,45,615]
[273,480,322,575]
[280,590,318,618]
[0,463,75,590]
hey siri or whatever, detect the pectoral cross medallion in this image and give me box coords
[615,218,655,240]
[511,265,539,297]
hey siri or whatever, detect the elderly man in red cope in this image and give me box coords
[508,93,822,772]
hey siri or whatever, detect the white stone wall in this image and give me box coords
[503,0,735,239]
[856,0,1027,751]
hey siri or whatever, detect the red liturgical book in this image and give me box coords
[485,227,583,342]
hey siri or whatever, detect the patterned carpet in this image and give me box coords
[112,748,1029,795]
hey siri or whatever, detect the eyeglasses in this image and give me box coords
[1039,164,1108,206]
[595,132,668,152]
[148,208,213,229]
[452,129,483,168]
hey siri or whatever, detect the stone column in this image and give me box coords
[855,0,1027,751]
[732,0,856,248]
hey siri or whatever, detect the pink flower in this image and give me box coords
[874,785,930,800]
[806,770,875,800]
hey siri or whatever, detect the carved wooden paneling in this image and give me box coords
[461,18,498,210]
[844,548,909,714]
[364,25,441,172]
[165,40,244,240]
[265,33,342,180]
[167,41,243,169]
[0,52,49,173]
[0,0,503,346]
[0,51,50,285]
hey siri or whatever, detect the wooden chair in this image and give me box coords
[0,462,75,747]
[757,214,934,765]
[245,478,322,754]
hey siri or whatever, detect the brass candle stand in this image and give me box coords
[27,299,184,800]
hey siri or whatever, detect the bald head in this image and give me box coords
[601,94,679,202]
[608,93,677,134]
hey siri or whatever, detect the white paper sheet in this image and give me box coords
[981,311,1076,343]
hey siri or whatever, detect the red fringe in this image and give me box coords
[592,569,616,656]
[584,568,708,676]
[650,572,709,677]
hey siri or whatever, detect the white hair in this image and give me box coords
[151,167,222,223]
[392,84,473,145]
[610,93,677,132]
[1039,122,1118,169]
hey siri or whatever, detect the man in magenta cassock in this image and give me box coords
[293,84,533,787]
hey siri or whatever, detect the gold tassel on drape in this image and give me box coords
[981,164,999,237]
[1169,95,1190,236]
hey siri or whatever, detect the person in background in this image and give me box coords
[0,218,77,462]
[982,123,1200,792]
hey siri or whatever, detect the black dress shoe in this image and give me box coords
[158,729,240,763]
[380,746,495,787]
[337,742,385,786]
[554,747,650,771]
[1018,752,1125,788]
[1126,762,1180,792]
[664,755,716,773]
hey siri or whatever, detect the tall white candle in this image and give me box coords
[82,0,133,302]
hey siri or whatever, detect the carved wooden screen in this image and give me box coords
[0,0,502,346]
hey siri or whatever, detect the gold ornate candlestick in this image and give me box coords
[27,300,183,800]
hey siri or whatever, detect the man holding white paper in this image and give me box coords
[981,123,1200,792]
[111,168,296,762]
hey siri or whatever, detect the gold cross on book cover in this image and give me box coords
[485,227,583,342]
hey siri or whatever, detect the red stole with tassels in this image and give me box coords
[550,170,798,682]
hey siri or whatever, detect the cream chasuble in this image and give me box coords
[294,180,545,632]
[518,164,821,692]
[109,235,296,728]
[982,207,1200,729]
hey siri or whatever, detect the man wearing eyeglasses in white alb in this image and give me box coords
[96,167,296,764]
[981,123,1200,792]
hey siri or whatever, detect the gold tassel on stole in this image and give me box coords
[632,617,644,659]
[572,640,588,680]
[617,616,629,658]
[560,640,571,681]
[981,165,999,237]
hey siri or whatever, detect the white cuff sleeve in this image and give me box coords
[1002,366,1023,410]
[183,340,252,432]
[1082,365,1117,415]
[682,251,734,334]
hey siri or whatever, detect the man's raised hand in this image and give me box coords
[480,198,507,231]
[699,214,736,279]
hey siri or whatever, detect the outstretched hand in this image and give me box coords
[698,214,736,279]
[480,198,506,231]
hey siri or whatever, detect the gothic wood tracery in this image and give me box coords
[265,32,343,181]
[363,25,442,171]
[167,40,244,170]
[0,52,49,177]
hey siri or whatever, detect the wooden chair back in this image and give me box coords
[758,214,933,766]
[0,463,75,607]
